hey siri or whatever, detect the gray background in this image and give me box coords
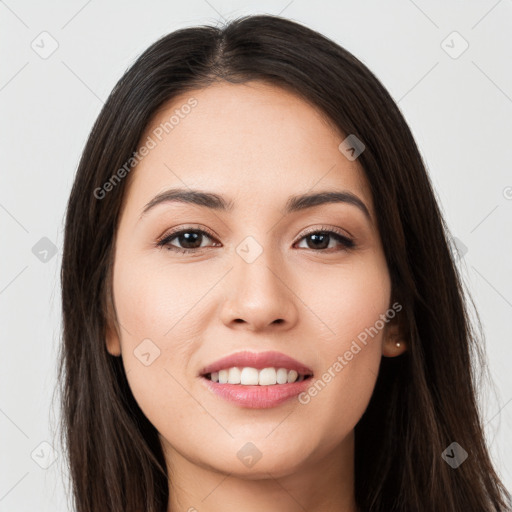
[1,0,511,510]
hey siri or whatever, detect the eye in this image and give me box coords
[156,227,220,254]
[294,226,355,252]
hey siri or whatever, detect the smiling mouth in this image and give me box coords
[202,367,314,386]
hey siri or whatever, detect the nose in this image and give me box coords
[219,249,299,332]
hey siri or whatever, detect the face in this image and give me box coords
[106,81,405,479]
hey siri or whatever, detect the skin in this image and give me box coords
[106,81,407,512]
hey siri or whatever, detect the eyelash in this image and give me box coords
[156,225,355,255]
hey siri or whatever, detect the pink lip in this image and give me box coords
[199,350,314,376]
[201,378,313,409]
[198,350,314,409]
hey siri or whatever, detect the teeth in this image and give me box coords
[276,368,288,384]
[258,368,276,385]
[228,367,241,384]
[207,367,307,385]
[241,367,259,385]
[287,370,298,383]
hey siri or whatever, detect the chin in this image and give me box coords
[204,440,312,479]
[218,456,307,480]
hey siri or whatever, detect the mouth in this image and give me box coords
[198,350,314,408]
[201,368,313,385]
[198,349,314,385]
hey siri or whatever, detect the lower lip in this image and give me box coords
[201,376,313,409]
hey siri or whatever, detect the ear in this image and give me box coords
[106,320,122,356]
[381,308,407,358]
[104,267,122,357]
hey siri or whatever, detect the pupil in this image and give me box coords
[308,233,328,249]
[180,232,201,249]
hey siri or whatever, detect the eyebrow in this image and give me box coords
[140,187,371,221]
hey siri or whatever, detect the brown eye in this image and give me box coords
[156,228,219,254]
[295,230,355,252]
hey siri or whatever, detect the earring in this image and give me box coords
[395,341,401,348]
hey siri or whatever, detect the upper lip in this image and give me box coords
[199,350,314,376]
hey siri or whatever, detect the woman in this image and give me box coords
[58,13,512,512]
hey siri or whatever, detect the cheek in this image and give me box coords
[113,253,214,344]
[302,254,391,334]
[111,256,208,420]
[297,265,390,442]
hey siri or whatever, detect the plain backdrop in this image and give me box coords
[1,0,511,510]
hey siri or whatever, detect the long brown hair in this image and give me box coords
[58,14,512,512]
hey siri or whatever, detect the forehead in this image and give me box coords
[122,81,373,219]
